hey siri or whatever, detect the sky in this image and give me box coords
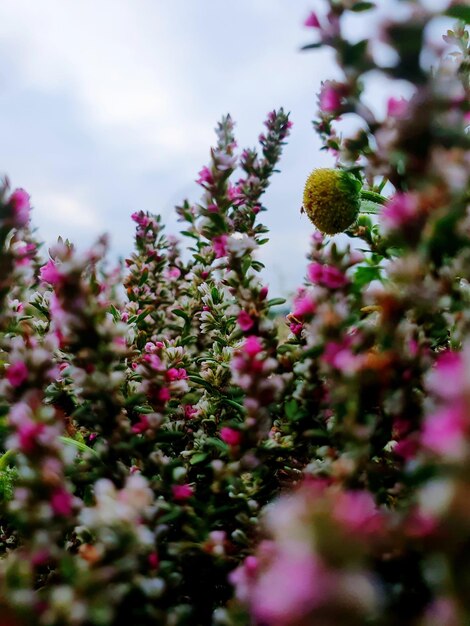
[0,0,441,296]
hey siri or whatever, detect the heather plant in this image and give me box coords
[0,1,469,625]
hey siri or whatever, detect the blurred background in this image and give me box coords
[0,1,445,295]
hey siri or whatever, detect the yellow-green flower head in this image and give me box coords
[303,168,361,234]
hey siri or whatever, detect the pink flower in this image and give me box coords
[238,310,254,332]
[212,234,228,258]
[148,552,159,569]
[427,351,464,401]
[172,484,194,501]
[17,421,45,454]
[184,404,198,419]
[131,212,151,228]
[292,293,316,318]
[39,260,63,285]
[220,427,242,446]
[6,361,29,387]
[381,192,419,231]
[421,404,467,460]
[307,262,324,284]
[393,437,419,460]
[252,553,328,624]
[259,286,269,300]
[196,166,214,186]
[157,387,171,403]
[166,367,188,381]
[332,491,382,536]
[50,487,73,517]
[132,414,150,434]
[243,336,263,357]
[387,97,408,118]
[304,11,320,28]
[229,555,259,603]
[307,263,348,289]
[318,81,344,114]
[165,266,181,279]
[289,322,303,335]
[144,353,162,370]
[9,188,30,227]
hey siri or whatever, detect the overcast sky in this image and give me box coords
[0,1,438,295]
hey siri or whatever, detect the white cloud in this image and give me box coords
[0,0,339,294]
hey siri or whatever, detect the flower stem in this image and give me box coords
[360,190,387,205]
[0,448,15,471]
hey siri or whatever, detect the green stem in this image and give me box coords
[0,448,15,471]
[360,190,387,205]
[376,177,388,194]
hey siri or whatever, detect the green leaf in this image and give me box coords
[354,265,383,290]
[267,298,286,307]
[188,375,216,392]
[445,6,470,23]
[221,398,246,414]
[285,399,300,421]
[59,436,99,458]
[205,437,229,452]
[241,256,251,276]
[211,287,221,304]
[277,343,297,355]
[180,230,199,240]
[189,452,208,465]
[301,42,324,51]
[172,309,189,322]
[351,2,375,11]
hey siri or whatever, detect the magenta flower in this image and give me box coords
[39,260,63,285]
[148,552,159,569]
[144,353,162,370]
[220,427,242,446]
[381,193,419,231]
[387,97,408,119]
[212,234,228,258]
[427,351,464,401]
[131,414,150,434]
[172,484,194,501]
[243,336,263,357]
[6,361,29,387]
[165,266,181,279]
[157,387,171,403]
[252,553,328,625]
[292,292,316,318]
[50,487,73,517]
[131,212,151,228]
[196,166,214,186]
[421,404,467,460]
[237,310,255,332]
[9,188,30,227]
[289,322,303,335]
[332,491,382,536]
[184,404,198,419]
[166,367,188,381]
[304,11,321,28]
[17,421,45,454]
[321,265,348,288]
[318,81,344,114]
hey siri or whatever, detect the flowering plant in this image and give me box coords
[0,1,469,625]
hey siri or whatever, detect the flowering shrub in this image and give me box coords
[0,1,469,625]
